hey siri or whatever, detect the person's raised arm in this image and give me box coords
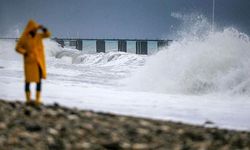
[39,25,51,38]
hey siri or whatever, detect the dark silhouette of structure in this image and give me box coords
[0,37,172,55]
[53,38,172,55]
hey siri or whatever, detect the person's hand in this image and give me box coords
[42,27,47,33]
[38,25,47,33]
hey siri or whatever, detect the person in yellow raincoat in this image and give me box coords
[16,20,51,105]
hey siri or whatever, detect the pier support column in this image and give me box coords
[118,40,127,52]
[157,40,168,50]
[136,41,147,55]
[157,40,173,50]
[96,40,105,53]
[76,39,83,50]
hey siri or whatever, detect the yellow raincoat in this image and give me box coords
[16,20,51,82]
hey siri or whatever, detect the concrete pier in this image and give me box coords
[76,39,83,50]
[0,37,172,54]
[51,38,172,55]
[157,40,168,49]
[136,41,148,55]
[118,40,127,52]
[96,40,105,53]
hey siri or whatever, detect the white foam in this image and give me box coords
[55,50,145,67]
[127,27,250,96]
[126,14,250,96]
[0,40,20,61]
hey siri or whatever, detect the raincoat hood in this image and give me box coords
[21,20,40,37]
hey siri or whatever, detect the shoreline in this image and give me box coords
[0,99,249,149]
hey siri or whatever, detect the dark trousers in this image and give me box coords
[25,65,42,92]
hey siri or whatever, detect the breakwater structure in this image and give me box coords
[0,37,172,55]
[54,38,172,55]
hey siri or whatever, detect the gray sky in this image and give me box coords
[1,0,250,39]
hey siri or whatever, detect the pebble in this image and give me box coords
[102,142,121,149]
[160,125,170,132]
[67,114,79,121]
[18,131,40,141]
[132,143,149,149]
[76,142,91,149]
[0,122,6,130]
[121,142,131,149]
[139,120,152,127]
[45,109,58,117]
[25,122,42,132]
[137,128,149,135]
[48,128,59,136]
[177,129,184,134]
[84,111,94,117]
[83,123,94,130]
[47,136,55,145]
[75,129,85,136]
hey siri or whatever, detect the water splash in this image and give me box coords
[127,14,250,96]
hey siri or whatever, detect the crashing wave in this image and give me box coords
[127,14,250,96]
[55,50,145,66]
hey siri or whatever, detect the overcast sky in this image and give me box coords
[1,0,250,39]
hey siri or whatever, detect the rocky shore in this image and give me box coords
[0,99,249,150]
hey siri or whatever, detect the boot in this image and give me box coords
[35,91,42,106]
[25,91,31,104]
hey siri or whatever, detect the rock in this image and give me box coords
[83,123,94,130]
[24,107,32,116]
[8,137,19,145]
[67,114,79,121]
[0,136,5,145]
[84,111,94,117]
[177,129,184,134]
[18,131,40,140]
[55,124,63,130]
[53,102,60,108]
[160,125,170,132]
[182,131,205,141]
[76,142,91,149]
[25,122,42,132]
[47,136,55,145]
[48,128,59,136]
[132,143,149,149]
[44,109,58,117]
[137,128,149,135]
[0,122,6,130]
[139,120,152,127]
[118,116,127,122]
[102,142,121,150]
[11,111,18,118]
[121,142,131,149]
[111,132,120,141]
[9,102,16,108]
[75,129,85,136]
[48,138,65,150]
